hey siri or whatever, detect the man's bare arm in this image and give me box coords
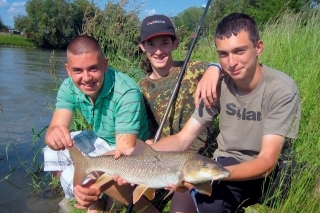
[116,134,137,150]
[225,134,284,181]
[194,64,221,108]
[150,117,206,152]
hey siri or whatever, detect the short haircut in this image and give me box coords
[67,35,103,57]
[215,13,260,47]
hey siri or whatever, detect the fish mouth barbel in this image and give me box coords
[69,139,230,204]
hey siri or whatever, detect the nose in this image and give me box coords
[83,71,92,82]
[154,45,162,55]
[228,54,238,68]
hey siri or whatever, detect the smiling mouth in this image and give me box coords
[83,82,96,89]
[230,68,242,74]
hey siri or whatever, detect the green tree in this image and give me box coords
[14,15,29,32]
[244,0,309,25]
[173,7,205,41]
[204,0,309,34]
[22,0,94,48]
[0,16,9,30]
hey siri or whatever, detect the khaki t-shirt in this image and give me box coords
[192,65,301,162]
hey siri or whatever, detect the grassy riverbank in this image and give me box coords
[0,34,35,47]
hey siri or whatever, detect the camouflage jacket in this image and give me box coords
[139,61,216,156]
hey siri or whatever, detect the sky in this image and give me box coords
[0,0,208,29]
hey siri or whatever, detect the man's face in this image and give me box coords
[139,35,178,71]
[215,30,263,82]
[65,51,108,102]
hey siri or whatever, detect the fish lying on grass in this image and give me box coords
[69,140,230,204]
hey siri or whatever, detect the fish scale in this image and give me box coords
[85,152,189,188]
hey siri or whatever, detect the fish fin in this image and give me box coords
[163,178,185,200]
[131,139,156,156]
[194,181,212,196]
[68,146,88,188]
[143,188,156,201]
[132,184,150,204]
[94,173,113,188]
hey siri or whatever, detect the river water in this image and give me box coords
[0,47,67,213]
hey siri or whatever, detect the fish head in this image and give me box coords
[182,153,230,183]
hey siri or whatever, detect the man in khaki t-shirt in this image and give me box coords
[144,13,301,213]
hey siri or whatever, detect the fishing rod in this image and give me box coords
[153,0,212,143]
[125,0,212,212]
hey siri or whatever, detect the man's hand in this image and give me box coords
[73,179,102,208]
[111,146,135,186]
[45,125,72,150]
[194,65,221,108]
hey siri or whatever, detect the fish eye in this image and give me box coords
[202,162,208,167]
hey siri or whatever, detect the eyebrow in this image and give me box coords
[71,65,99,71]
[217,45,249,53]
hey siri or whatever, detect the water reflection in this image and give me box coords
[0,47,67,213]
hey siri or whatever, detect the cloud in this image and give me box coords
[145,8,157,16]
[0,0,8,7]
[7,2,26,18]
[12,2,25,7]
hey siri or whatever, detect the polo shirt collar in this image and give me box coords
[98,68,115,99]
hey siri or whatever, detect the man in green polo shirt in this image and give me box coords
[43,35,156,212]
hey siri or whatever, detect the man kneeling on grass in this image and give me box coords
[43,35,159,213]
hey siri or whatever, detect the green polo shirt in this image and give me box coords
[56,67,150,146]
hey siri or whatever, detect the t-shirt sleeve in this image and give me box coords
[55,79,76,112]
[264,88,301,139]
[114,88,143,135]
[191,101,219,127]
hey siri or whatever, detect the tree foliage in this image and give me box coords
[0,16,9,30]
[14,15,29,32]
[81,0,143,70]
[11,0,311,50]
[15,0,93,48]
[172,0,311,45]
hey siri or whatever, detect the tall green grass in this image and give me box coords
[256,8,320,213]
[0,34,35,47]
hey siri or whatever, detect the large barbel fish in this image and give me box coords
[69,140,230,204]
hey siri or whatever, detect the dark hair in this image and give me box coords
[138,35,177,75]
[67,35,103,57]
[215,13,260,47]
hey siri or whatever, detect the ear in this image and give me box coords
[104,58,109,72]
[256,40,264,56]
[139,43,146,52]
[65,63,71,77]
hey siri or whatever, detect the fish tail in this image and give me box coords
[69,146,88,187]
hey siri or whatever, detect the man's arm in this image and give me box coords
[116,133,137,150]
[45,109,73,150]
[194,63,222,108]
[225,134,284,181]
[150,117,206,152]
